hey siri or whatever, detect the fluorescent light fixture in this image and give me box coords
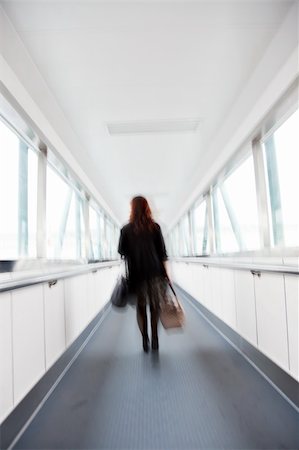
[106,118,201,135]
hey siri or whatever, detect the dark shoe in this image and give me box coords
[143,335,150,352]
[152,336,159,351]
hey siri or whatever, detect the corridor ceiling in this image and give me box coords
[0,0,294,228]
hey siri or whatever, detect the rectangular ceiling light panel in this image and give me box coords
[106,118,200,135]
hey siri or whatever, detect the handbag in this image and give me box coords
[110,261,130,308]
[160,281,185,329]
[110,275,129,308]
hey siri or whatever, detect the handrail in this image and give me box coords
[0,261,121,293]
[171,257,299,276]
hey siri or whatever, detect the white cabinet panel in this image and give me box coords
[106,267,118,300]
[187,264,203,302]
[95,268,110,312]
[0,292,13,423]
[235,271,257,346]
[12,285,45,406]
[202,266,212,309]
[43,281,66,370]
[94,270,106,313]
[220,269,237,329]
[210,268,222,317]
[284,276,299,380]
[64,274,89,346]
[254,273,289,372]
[87,272,97,321]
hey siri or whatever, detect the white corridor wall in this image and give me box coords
[170,259,299,382]
[0,265,120,424]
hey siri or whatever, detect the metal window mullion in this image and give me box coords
[220,183,245,251]
[56,189,72,258]
[252,140,271,248]
[36,146,47,258]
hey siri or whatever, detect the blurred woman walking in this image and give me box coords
[118,196,168,352]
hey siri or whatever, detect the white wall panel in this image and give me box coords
[220,269,237,329]
[235,271,257,346]
[210,268,222,317]
[202,266,212,309]
[87,271,97,320]
[95,267,117,313]
[43,281,66,370]
[284,275,299,380]
[254,273,289,372]
[96,268,109,311]
[94,270,104,314]
[193,265,204,302]
[107,267,118,300]
[64,274,89,346]
[0,292,13,423]
[186,265,197,300]
[12,285,45,406]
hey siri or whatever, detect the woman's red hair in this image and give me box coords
[130,196,155,232]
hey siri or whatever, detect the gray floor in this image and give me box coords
[14,293,298,449]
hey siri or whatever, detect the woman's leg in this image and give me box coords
[150,303,159,350]
[136,288,149,352]
[137,302,147,337]
[148,279,161,350]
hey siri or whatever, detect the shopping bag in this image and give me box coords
[110,275,129,308]
[160,282,185,329]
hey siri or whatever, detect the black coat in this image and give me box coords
[118,222,167,291]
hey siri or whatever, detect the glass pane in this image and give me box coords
[99,213,106,259]
[0,120,19,258]
[171,226,178,256]
[46,165,72,258]
[60,193,76,259]
[222,156,260,250]
[192,200,209,255]
[90,206,100,260]
[105,220,112,260]
[0,120,38,259]
[264,109,299,247]
[180,215,191,256]
[213,187,239,253]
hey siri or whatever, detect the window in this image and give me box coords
[99,212,107,259]
[0,105,118,264]
[263,108,299,247]
[220,155,260,251]
[191,199,210,255]
[179,215,191,256]
[0,119,38,259]
[212,187,239,254]
[171,225,180,256]
[105,219,113,260]
[60,193,85,260]
[46,165,85,259]
[89,205,100,260]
